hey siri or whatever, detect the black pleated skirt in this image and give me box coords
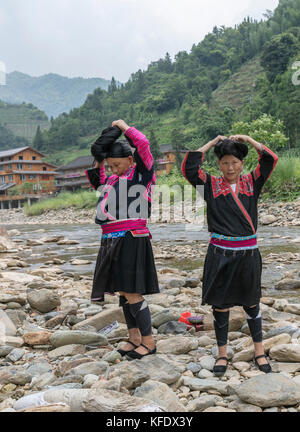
[91,231,160,301]
[201,244,262,308]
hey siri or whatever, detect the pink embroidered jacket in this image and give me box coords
[85,127,156,227]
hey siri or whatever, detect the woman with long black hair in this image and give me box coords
[181,134,278,376]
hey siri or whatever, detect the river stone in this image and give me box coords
[260,214,277,225]
[66,361,109,377]
[45,388,163,412]
[0,346,14,357]
[269,344,300,362]
[0,294,26,305]
[70,259,92,265]
[0,309,17,336]
[265,325,299,339]
[228,399,263,412]
[102,350,122,363]
[232,362,251,372]
[0,228,17,252]
[197,369,214,379]
[157,337,198,354]
[198,335,215,347]
[183,278,200,288]
[186,395,221,412]
[6,348,25,363]
[49,331,108,348]
[47,344,86,360]
[0,272,43,284]
[26,239,44,246]
[109,356,181,389]
[72,308,126,330]
[273,299,289,311]
[23,331,52,346]
[57,357,91,374]
[272,362,300,374]
[199,356,215,371]
[5,310,27,328]
[263,333,292,354]
[157,321,188,335]
[27,289,61,313]
[26,360,53,377]
[57,239,80,245]
[275,278,300,290]
[41,235,64,243]
[186,362,201,373]
[203,407,236,412]
[183,377,229,395]
[233,373,300,407]
[0,369,32,386]
[232,347,255,362]
[90,377,122,392]
[5,302,22,310]
[4,336,24,347]
[284,304,300,315]
[151,310,181,328]
[134,380,186,412]
[30,372,57,390]
[82,374,99,389]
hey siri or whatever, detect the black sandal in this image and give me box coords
[125,343,156,360]
[254,354,272,374]
[213,356,229,377]
[117,340,139,357]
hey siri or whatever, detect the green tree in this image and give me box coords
[171,129,185,171]
[261,32,300,82]
[32,125,44,151]
[149,130,161,170]
[230,114,288,169]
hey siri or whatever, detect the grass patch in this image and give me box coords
[24,190,98,216]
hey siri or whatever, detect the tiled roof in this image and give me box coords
[58,156,94,171]
[0,182,16,191]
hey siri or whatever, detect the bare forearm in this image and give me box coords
[197,135,227,153]
[247,137,263,152]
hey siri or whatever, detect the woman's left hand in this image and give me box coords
[229,134,249,143]
[112,119,130,132]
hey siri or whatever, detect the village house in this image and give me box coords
[156,145,187,175]
[55,156,95,192]
[0,146,58,209]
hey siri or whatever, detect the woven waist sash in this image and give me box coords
[209,233,257,249]
[101,219,149,235]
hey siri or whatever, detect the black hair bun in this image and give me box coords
[214,138,248,161]
[90,126,123,162]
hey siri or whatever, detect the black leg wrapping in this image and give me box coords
[119,295,137,330]
[243,304,263,343]
[213,308,230,347]
[129,299,152,336]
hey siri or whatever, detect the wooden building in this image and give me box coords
[55,156,95,192]
[156,145,187,175]
[0,146,58,207]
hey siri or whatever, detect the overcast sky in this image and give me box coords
[0,0,279,82]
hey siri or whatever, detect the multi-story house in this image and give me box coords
[55,156,95,192]
[0,146,58,208]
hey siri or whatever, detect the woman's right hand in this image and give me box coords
[210,135,227,147]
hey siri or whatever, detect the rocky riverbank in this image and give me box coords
[0,227,300,412]
[0,198,300,226]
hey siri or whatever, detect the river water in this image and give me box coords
[5,223,300,302]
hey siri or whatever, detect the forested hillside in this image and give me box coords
[0,100,49,148]
[35,0,300,166]
[0,72,118,118]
